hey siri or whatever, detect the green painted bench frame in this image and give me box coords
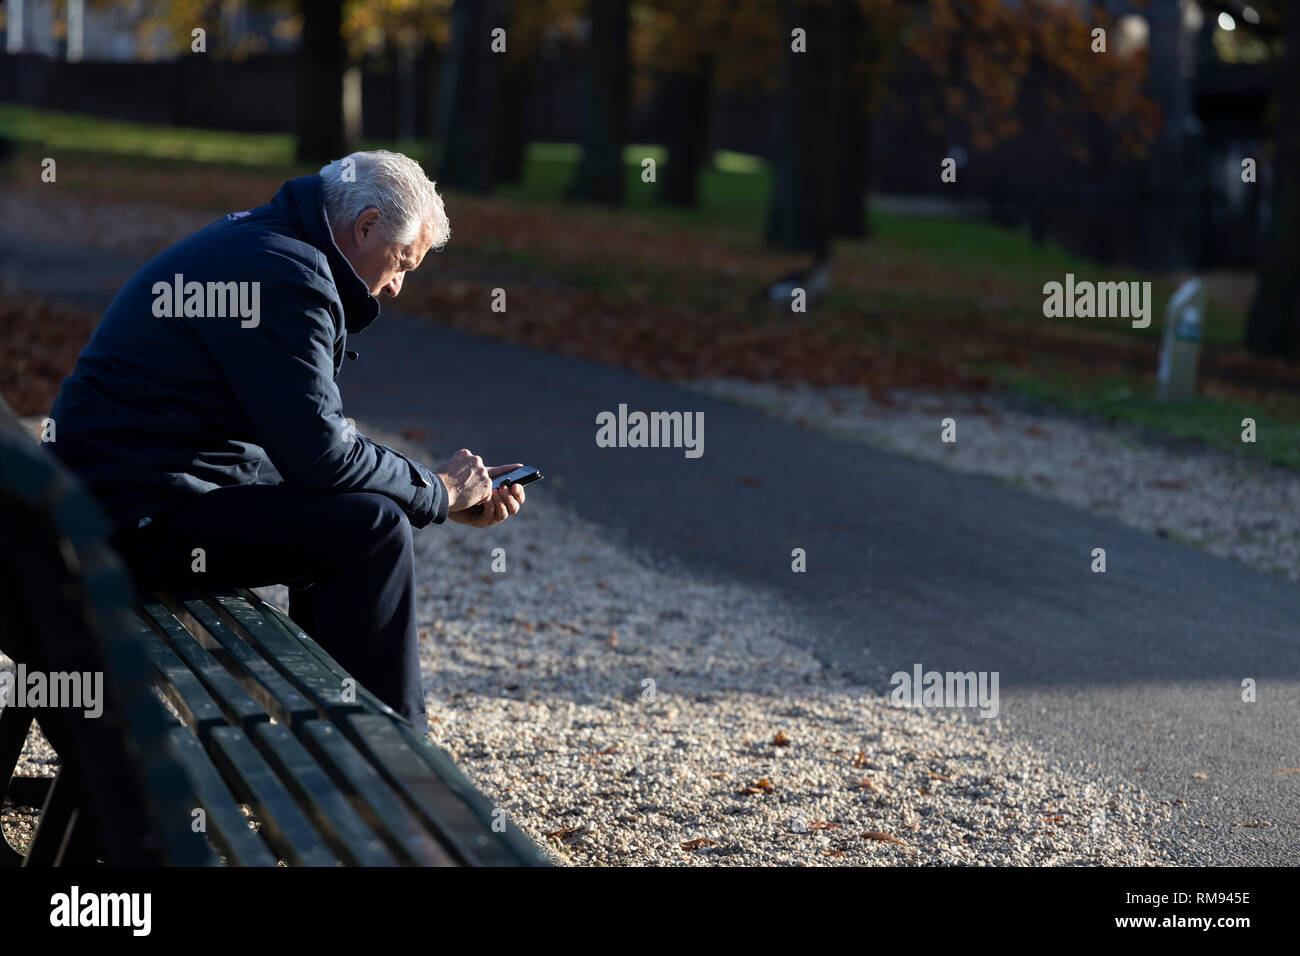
[0,399,548,866]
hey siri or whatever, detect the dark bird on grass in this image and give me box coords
[755,255,832,312]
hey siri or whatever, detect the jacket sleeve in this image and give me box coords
[198,267,449,528]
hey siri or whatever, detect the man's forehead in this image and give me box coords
[407,222,436,262]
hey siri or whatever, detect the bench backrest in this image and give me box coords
[0,396,215,863]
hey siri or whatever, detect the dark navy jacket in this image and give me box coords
[49,175,449,533]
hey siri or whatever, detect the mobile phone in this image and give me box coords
[492,465,543,490]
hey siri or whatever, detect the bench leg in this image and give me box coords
[0,703,36,864]
[21,769,77,866]
[0,704,35,794]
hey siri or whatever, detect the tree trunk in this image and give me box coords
[295,0,351,164]
[1246,2,1300,357]
[765,0,837,255]
[392,39,418,142]
[658,59,714,207]
[568,0,630,205]
[493,43,535,183]
[832,0,869,238]
[435,0,502,194]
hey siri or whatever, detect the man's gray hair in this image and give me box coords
[319,149,450,250]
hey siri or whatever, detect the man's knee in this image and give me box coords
[346,494,413,549]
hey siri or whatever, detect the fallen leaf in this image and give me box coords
[544,825,584,844]
[680,838,719,851]
[862,831,907,846]
[809,821,841,830]
[739,777,775,795]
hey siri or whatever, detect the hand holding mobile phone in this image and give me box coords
[459,465,541,521]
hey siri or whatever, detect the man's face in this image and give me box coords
[336,208,435,298]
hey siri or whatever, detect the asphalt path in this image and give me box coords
[7,236,1297,865]
[346,311,1300,866]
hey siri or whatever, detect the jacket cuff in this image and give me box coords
[409,461,448,527]
[431,473,450,524]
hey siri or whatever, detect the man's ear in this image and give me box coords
[353,207,382,246]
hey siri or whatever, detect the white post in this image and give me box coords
[67,0,84,62]
[6,0,23,54]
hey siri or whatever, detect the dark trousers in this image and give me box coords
[112,485,426,733]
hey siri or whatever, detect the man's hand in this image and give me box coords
[434,450,519,513]
[448,479,526,528]
[434,451,526,526]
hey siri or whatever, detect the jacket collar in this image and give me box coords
[272,175,381,334]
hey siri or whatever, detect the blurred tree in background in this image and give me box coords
[434,0,502,192]
[296,0,350,163]
[763,0,1160,255]
[567,0,631,204]
[1244,0,1300,358]
[632,0,780,208]
[89,0,1300,342]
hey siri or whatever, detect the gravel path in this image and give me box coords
[2,422,1181,865]
[687,379,1300,584]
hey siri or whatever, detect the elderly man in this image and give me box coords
[48,150,524,733]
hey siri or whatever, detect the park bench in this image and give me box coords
[0,398,549,866]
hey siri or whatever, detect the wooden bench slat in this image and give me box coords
[127,590,552,866]
[251,722,397,867]
[207,726,337,867]
[207,592,364,719]
[342,714,518,867]
[300,720,457,867]
[132,615,229,739]
[388,719,551,866]
[244,594,547,865]
[164,726,277,867]
[165,593,319,728]
[246,593,414,722]
[139,600,267,732]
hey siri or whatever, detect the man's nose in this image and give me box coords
[386,273,404,297]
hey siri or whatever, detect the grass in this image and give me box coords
[0,103,297,166]
[855,211,1249,346]
[491,142,774,235]
[4,104,1291,467]
[1004,371,1300,471]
